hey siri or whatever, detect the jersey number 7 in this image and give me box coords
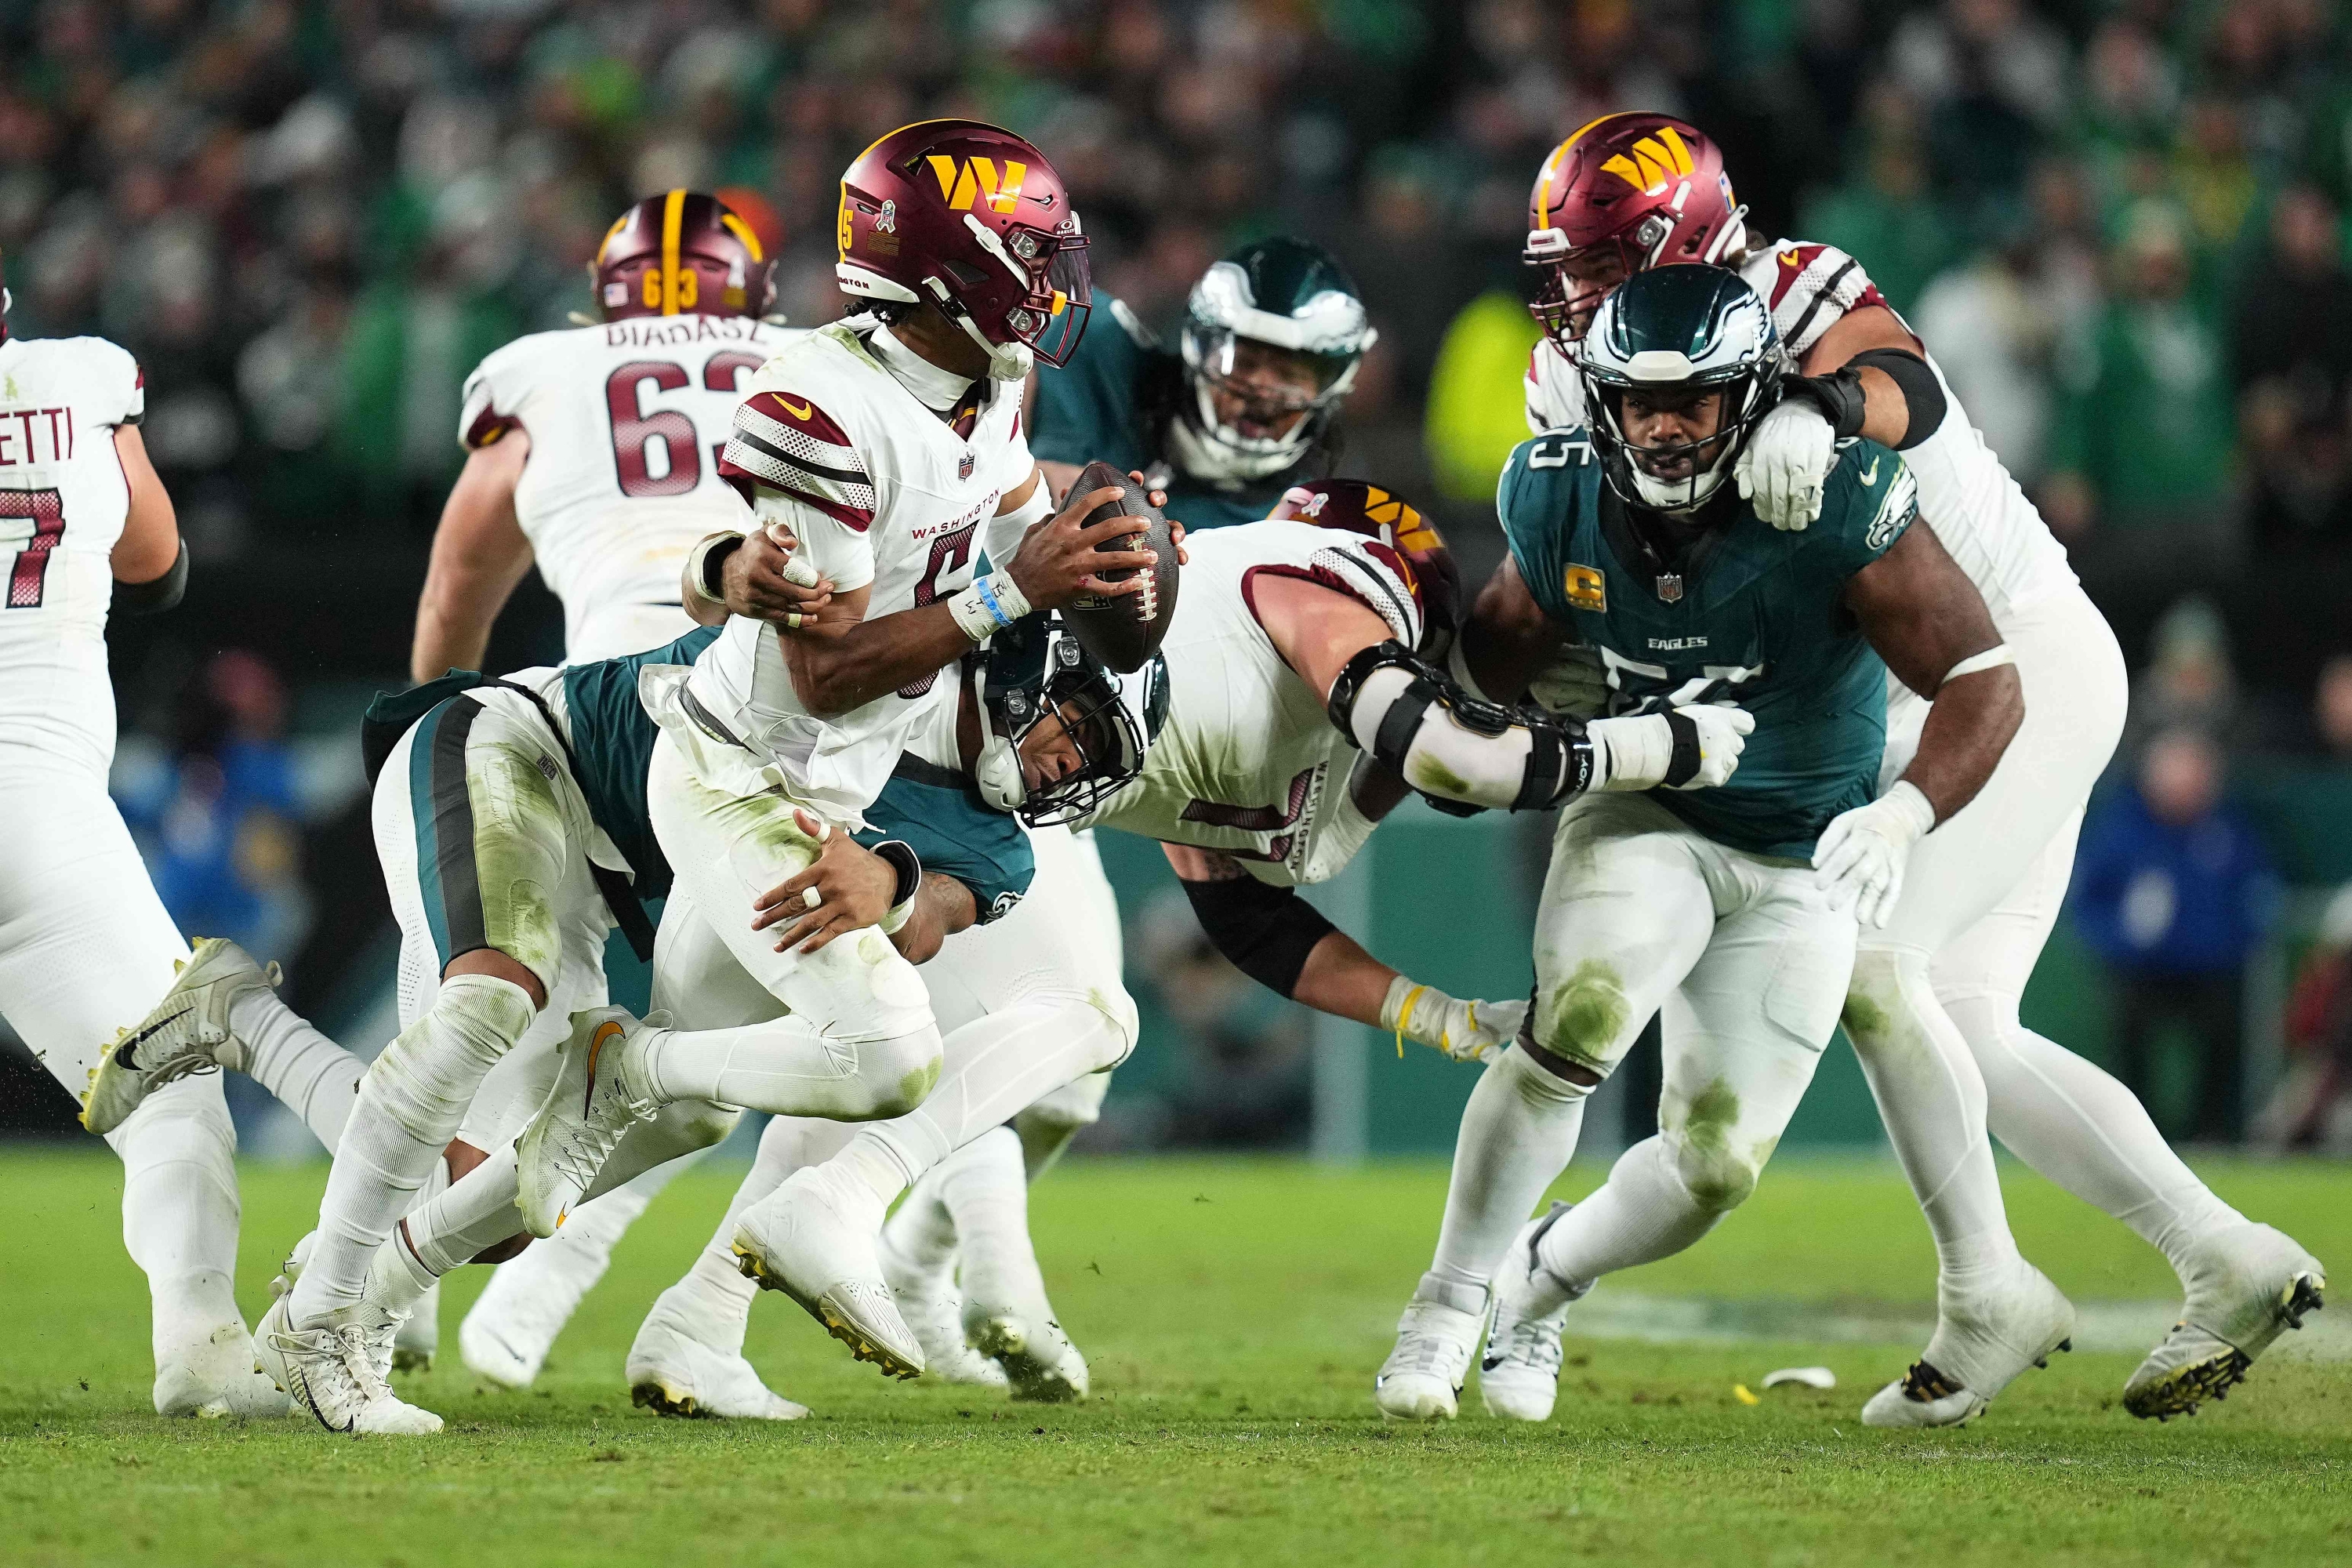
[1,488,65,609]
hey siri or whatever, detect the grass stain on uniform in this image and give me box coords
[1671,1078,1760,1212]
[1838,992,1890,1044]
[1541,959,1630,1065]
[472,744,571,982]
[1407,754,1472,800]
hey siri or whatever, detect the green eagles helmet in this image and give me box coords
[1174,237,1377,485]
[970,612,1167,826]
[1576,263,1786,515]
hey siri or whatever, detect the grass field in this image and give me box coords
[2,1147,2346,1566]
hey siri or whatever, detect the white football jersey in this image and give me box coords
[1523,238,2076,623]
[0,334,144,763]
[680,320,1033,821]
[457,314,798,661]
[1075,517,1425,887]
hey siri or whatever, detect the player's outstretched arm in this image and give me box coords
[412,435,533,682]
[1822,518,2025,926]
[109,425,187,613]
[1738,307,1949,531]
[1167,845,1520,1064]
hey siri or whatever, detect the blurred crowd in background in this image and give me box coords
[7,0,2352,1151]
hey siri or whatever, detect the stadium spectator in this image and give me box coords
[2045,201,2240,664]
[2071,728,2278,1145]
[2262,882,2352,1152]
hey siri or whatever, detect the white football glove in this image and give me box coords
[1591,704,1755,791]
[1734,397,1837,530]
[1382,976,1525,1065]
[1813,781,1936,928]
[1529,641,1610,719]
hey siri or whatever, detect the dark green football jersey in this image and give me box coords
[1497,430,1917,859]
[560,626,722,901]
[561,626,1033,919]
[1029,295,1301,531]
[855,757,1036,924]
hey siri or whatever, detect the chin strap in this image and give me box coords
[970,659,1026,813]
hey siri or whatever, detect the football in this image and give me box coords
[1062,459,1180,673]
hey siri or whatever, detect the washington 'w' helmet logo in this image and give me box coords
[925,156,1027,215]
[1599,127,1695,197]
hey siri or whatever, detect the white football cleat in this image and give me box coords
[626,1298,809,1421]
[1375,1295,1484,1421]
[1862,1255,2074,1428]
[515,1007,660,1238]
[254,1291,442,1436]
[877,1233,1007,1388]
[392,1280,439,1374]
[731,1165,924,1380]
[2125,1222,2326,1421]
[965,1303,1089,1403]
[151,1287,289,1420]
[83,937,279,1134]
[1481,1203,1582,1422]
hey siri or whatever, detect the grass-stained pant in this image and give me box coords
[1532,791,1855,1216]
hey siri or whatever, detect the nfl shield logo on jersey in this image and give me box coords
[960,452,975,480]
[1657,573,1684,603]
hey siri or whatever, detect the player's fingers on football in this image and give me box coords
[1079,573,1145,597]
[1062,485,1126,522]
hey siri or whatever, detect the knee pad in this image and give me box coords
[846,1022,946,1121]
[1661,1086,1764,1214]
[367,972,536,1143]
[1530,963,1635,1070]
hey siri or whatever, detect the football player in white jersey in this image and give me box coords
[540,118,1172,1381]
[401,189,801,1395]
[1486,112,2321,1425]
[0,263,372,1417]
[694,480,1749,1391]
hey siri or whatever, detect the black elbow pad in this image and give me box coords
[114,540,188,616]
[1180,874,1336,1000]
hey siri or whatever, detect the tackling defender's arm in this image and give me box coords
[1739,303,1950,529]
[746,810,980,965]
[411,434,536,683]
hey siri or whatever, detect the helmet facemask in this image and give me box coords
[973,622,1163,826]
[935,212,1091,381]
[1577,267,1787,517]
[1174,252,1374,484]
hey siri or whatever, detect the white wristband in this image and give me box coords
[946,573,1033,644]
[1941,643,2014,686]
[684,532,746,607]
[1588,713,1669,791]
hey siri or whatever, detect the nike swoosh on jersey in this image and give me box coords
[1779,249,1803,268]
[1857,455,1880,486]
[779,397,815,419]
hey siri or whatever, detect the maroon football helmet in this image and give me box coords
[592,190,776,322]
[835,118,1090,377]
[1524,113,1748,347]
[1265,479,1461,658]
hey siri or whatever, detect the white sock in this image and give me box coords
[652,1118,826,1356]
[639,1014,942,1120]
[111,1073,245,1348]
[938,1126,1048,1318]
[394,1143,527,1279]
[228,987,363,1153]
[1948,1001,2245,1280]
[289,973,535,1325]
[852,998,1128,1195]
[1418,1044,1593,1308]
[880,1163,960,1273]
[1530,1134,1722,1305]
[1846,949,2021,1281]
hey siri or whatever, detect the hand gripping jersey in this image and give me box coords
[1070,517,1425,885]
[0,334,144,766]
[677,319,1035,821]
[1028,295,1301,531]
[1523,240,2074,625]
[457,315,798,661]
[1499,428,1916,860]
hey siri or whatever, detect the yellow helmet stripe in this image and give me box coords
[1537,113,1621,225]
[718,210,764,263]
[660,188,686,314]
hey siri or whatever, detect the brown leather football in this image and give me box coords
[1062,459,1179,673]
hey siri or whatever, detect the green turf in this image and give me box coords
[2,1149,2344,1566]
